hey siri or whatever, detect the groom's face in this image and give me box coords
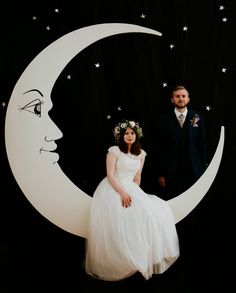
[171,89,190,109]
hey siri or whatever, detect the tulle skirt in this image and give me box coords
[85,177,179,281]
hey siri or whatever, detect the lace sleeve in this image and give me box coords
[141,149,147,159]
[108,146,120,157]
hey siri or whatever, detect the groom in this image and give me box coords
[157,85,208,199]
[155,85,208,290]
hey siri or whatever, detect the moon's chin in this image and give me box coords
[40,152,60,164]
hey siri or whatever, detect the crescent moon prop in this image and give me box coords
[5,23,224,239]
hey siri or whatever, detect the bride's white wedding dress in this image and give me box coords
[85,146,179,281]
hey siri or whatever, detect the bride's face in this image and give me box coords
[124,127,136,145]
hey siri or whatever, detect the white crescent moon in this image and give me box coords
[4,23,224,239]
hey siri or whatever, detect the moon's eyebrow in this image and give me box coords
[23,89,44,97]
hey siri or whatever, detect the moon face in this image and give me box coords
[4,23,224,238]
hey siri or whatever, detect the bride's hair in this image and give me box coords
[119,139,142,156]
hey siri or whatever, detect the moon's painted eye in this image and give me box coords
[21,98,42,117]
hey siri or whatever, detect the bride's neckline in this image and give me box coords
[121,151,139,160]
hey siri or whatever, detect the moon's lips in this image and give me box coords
[4,23,224,238]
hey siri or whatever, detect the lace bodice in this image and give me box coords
[108,146,146,182]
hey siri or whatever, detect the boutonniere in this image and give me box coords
[190,114,200,127]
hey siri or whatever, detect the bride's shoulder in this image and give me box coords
[108,145,120,156]
[141,149,147,158]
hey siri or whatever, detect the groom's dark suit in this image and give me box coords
[156,108,208,289]
[157,108,207,199]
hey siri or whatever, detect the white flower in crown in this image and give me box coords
[114,126,120,134]
[129,121,136,128]
[121,123,127,128]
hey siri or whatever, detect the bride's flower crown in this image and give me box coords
[113,119,143,142]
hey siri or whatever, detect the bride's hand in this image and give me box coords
[119,192,132,208]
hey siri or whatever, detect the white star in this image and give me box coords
[183,26,188,31]
[46,25,51,31]
[106,115,111,120]
[222,17,227,22]
[222,68,227,73]
[2,102,6,107]
[163,83,168,87]
[141,13,146,19]
[55,8,59,13]
[117,106,122,111]
[206,105,211,111]
[169,44,175,49]
[32,16,37,20]
[67,75,72,79]
[219,5,224,10]
[95,63,100,68]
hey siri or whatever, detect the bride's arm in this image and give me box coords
[106,152,132,207]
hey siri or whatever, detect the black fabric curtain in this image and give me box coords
[0,1,234,291]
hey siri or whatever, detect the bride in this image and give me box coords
[85,119,179,281]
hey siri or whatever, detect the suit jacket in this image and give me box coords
[157,109,207,181]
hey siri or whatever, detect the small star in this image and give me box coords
[206,105,211,111]
[222,68,227,73]
[117,106,122,111]
[106,115,111,120]
[95,63,100,68]
[67,75,72,79]
[169,44,175,49]
[2,102,6,107]
[163,83,168,87]
[46,25,51,31]
[183,26,188,31]
[32,16,37,20]
[141,13,146,19]
[219,5,224,10]
[55,8,59,13]
[222,17,227,22]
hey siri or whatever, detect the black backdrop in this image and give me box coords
[0,1,235,292]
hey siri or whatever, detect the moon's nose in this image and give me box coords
[45,119,63,141]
